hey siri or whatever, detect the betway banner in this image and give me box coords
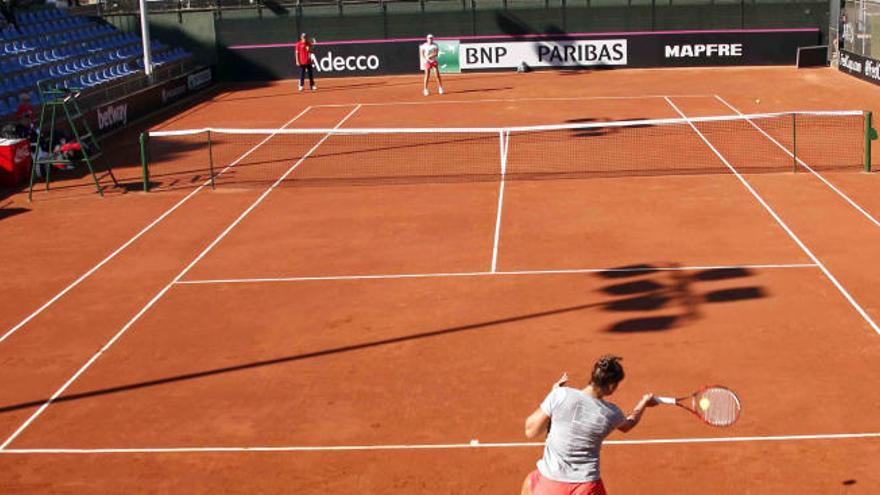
[223,29,818,80]
[87,67,215,137]
[838,50,880,86]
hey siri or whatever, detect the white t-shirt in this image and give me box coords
[421,42,438,61]
[537,387,626,483]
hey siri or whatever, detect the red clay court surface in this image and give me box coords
[1,67,880,493]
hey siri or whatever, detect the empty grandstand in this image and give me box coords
[0,4,193,118]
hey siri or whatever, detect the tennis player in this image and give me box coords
[420,34,444,96]
[522,355,656,495]
[295,33,317,92]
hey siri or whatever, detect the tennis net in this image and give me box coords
[139,110,874,191]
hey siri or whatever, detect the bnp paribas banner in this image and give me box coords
[437,39,627,73]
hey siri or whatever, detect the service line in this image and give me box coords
[175,262,819,285]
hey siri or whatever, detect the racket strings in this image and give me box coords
[696,387,741,427]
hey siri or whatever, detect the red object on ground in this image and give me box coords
[0,137,31,186]
[60,142,81,153]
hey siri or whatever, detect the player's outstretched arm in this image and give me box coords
[524,407,551,439]
[617,393,657,433]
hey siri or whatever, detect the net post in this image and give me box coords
[207,130,216,189]
[791,113,798,173]
[866,111,875,172]
[139,131,150,192]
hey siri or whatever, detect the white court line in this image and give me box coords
[490,131,509,272]
[714,95,880,229]
[664,97,880,336]
[0,105,363,451]
[0,107,314,346]
[312,94,716,108]
[175,263,818,285]
[1,432,878,455]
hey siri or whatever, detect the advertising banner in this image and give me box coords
[458,39,628,70]
[87,67,215,137]
[225,42,421,80]
[444,30,817,71]
[225,29,819,79]
[437,40,461,74]
[837,0,880,85]
[839,49,880,85]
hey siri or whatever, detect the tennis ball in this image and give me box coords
[469,439,480,446]
[699,397,711,411]
[755,99,761,104]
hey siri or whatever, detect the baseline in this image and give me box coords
[313,94,716,109]
[2,432,878,454]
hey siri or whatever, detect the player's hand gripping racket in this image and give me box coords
[655,386,741,427]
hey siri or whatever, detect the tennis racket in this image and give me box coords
[656,385,741,427]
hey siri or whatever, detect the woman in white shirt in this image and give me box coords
[420,34,444,96]
[522,355,657,495]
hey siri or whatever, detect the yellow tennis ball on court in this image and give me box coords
[699,397,711,411]
[755,99,761,104]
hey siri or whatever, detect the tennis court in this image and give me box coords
[1,68,880,493]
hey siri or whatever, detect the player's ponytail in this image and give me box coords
[591,354,625,392]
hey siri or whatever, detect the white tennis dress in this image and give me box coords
[420,42,439,69]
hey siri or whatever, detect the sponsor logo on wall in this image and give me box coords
[162,83,187,104]
[437,40,461,73]
[187,68,213,90]
[458,40,627,69]
[839,50,880,85]
[664,44,743,59]
[310,51,381,72]
[97,103,128,131]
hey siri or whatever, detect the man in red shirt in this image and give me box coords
[295,33,317,92]
[14,92,35,141]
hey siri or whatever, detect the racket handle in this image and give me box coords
[655,396,677,405]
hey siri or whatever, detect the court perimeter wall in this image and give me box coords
[101,2,827,81]
[223,29,819,80]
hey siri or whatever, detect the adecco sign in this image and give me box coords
[311,51,380,72]
[306,43,418,76]
[225,41,420,79]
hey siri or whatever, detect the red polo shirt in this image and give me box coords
[295,41,313,66]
